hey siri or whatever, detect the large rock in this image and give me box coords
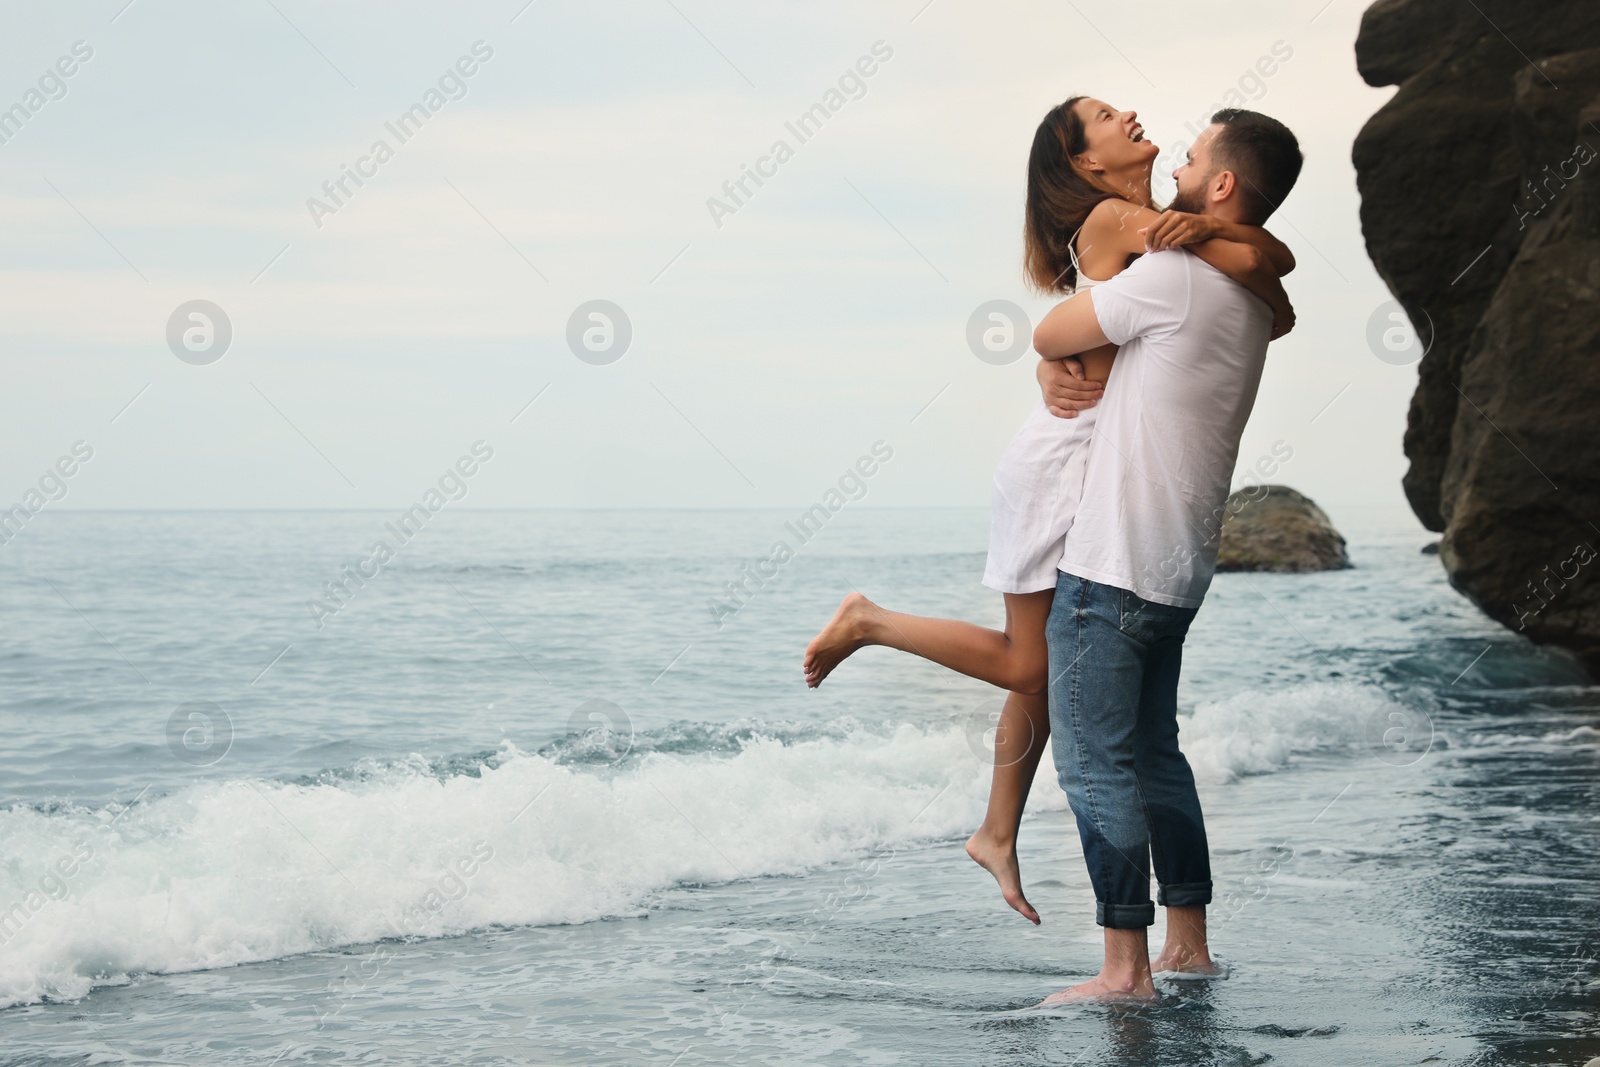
[1216,486,1350,573]
[1353,1,1600,673]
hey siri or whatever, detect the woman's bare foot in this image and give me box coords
[965,829,1040,925]
[802,592,876,687]
[1040,974,1157,1006]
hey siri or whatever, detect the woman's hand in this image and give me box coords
[1269,293,1297,340]
[1139,211,1219,253]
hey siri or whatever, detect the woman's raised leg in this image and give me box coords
[804,589,1055,922]
[803,589,1052,694]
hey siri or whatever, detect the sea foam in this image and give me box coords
[0,721,1056,1008]
[0,683,1405,1008]
[1181,681,1415,786]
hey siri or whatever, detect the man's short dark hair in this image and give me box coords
[1208,109,1303,224]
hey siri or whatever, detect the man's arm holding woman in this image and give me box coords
[1031,291,1113,419]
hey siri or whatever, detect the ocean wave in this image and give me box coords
[1182,681,1418,785]
[0,683,1407,1009]
[0,721,1053,1010]
[1542,724,1600,745]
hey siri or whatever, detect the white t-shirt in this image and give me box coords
[1056,249,1272,608]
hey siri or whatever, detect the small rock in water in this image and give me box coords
[1216,485,1351,573]
[1421,541,1440,555]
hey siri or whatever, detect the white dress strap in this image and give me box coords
[1067,220,1111,289]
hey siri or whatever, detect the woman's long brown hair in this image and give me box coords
[1023,96,1127,294]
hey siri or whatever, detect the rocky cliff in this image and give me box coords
[1354,0,1600,673]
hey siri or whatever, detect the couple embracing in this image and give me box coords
[803,97,1303,1003]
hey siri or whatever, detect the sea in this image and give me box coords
[0,508,1596,1066]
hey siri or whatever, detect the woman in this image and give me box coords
[801,97,1295,925]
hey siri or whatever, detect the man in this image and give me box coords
[1028,109,1304,1003]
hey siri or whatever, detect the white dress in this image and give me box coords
[981,249,1108,595]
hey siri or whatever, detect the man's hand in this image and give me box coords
[1037,357,1104,418]
[1139,211,1219,253]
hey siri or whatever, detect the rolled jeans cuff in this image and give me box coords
[1095,900,1156,929]
[1157,881,1213,908]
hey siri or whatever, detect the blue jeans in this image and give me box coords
[1046,573,1213,929]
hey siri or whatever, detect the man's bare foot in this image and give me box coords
[1150,906,1221,977]
[802,593,876,688]
[1150,951,1227,979]
[1040,974,1157,1006]
[965,829,1040,925]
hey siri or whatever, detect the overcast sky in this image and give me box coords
[0,0,1423,525]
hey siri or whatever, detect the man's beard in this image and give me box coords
[1168,185,1206,215]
